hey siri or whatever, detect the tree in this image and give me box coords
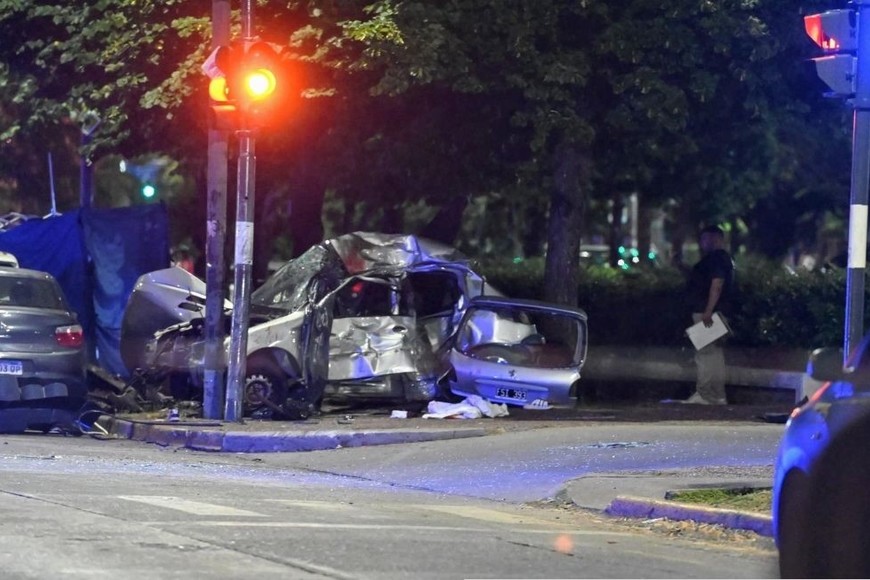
[0,0,855,294]
[335,0,819,304]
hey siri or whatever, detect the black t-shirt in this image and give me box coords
[687,249,734,314]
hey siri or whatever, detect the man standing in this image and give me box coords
[684,225,735,405]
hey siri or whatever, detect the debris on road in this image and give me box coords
[423,395,509,419]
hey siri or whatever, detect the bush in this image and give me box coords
[478,257,852,350]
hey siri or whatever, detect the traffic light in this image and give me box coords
[207,45,241,130]
[804,9,858,97]
[141,183,156,199]
[204,41,291,130]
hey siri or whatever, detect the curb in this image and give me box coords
[605,495,773,537]
[97,416,489,453]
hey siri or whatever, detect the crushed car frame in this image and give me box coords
[121,232,588,418]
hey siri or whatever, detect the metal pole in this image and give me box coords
[203,0,231,420]
[845,0,870,361]
[225,131,255,422]
[241,0,254,38]
[225,0,258,421]
[79,132,93,209]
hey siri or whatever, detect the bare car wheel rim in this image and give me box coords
[244,374,273,406]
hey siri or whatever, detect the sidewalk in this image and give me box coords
[95,412,494,453]
[562,466,773,537]
[95,403,781,539]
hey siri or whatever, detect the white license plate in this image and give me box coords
[0,360,23,375]
[496,387,527,401]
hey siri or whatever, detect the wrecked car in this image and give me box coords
[124,233,496,416]
[121,232,588,418]
[442,296,588,407]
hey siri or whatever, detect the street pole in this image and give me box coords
[79,112,100,209]
[203,0,231,420]
[225,0,257,422]
[79,132,93,209]
[845,0,870,361]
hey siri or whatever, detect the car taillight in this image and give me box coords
[55,324,83,348]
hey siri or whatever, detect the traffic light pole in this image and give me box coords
[224,0,258,422]
[845,0,870,360]
[203,0,230,420]
[225,130,255,422]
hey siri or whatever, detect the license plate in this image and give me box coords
[496,387,527,401]
[0,360,23,375]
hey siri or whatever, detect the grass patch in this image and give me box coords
[665,487,772,514]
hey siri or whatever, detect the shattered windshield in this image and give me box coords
[251,245,346,313]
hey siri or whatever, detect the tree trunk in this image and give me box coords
[543,143,589,307]
[287,155,326,257]
[729,216,740,256]
[380,202,403,234]
[253,189,283,287]
[637,197,653,260]
[608,192,624,267]
[420,194,467,245]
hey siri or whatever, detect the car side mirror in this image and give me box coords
[808,347,846,381]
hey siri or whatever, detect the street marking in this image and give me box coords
[266,500,357,510]
[185,521,630,537]
[196,521,493,532]
[117,495,266,517]
[409,504,565,527]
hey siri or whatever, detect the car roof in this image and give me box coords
[0,266,56,281]
[0,251,18,266]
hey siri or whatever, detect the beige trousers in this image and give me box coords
[692,312,728,403]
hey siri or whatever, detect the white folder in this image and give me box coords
[686,312,730,350]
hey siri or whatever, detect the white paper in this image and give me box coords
[686,313,730,350]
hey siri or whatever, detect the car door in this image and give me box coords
[299,276,335,406]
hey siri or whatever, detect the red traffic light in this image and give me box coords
[235,41,292,127]
[204,41,297,130]
[804,10,857,52]
[243,68,277,101]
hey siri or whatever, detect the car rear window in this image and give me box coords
[0,278,65,309]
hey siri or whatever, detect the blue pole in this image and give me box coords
[844,0,870,361]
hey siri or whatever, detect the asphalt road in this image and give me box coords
[0,422,780,579]
[243,420,783,502]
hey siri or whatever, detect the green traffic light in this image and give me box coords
[141,184,156,198]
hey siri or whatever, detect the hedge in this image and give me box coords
[477,257,850,350]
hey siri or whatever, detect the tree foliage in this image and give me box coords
[0,0,855,301]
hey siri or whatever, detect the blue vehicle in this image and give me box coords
[772,336,870,578]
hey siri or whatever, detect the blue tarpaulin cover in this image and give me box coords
[0,205,169,377]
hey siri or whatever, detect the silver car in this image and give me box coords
[0,267,87,431]
[443,296,588,406]
[127,233,591,418]
[129,233,495,417]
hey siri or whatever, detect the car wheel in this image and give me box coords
[798,415,870,578]
[244,364,288,419]
[777,469,810,579]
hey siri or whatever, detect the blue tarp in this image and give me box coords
[0,205,170,377]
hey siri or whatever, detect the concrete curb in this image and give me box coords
[97,416,488,453]
[605,495,773,537]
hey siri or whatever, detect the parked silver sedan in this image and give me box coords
[0,267,87,431]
